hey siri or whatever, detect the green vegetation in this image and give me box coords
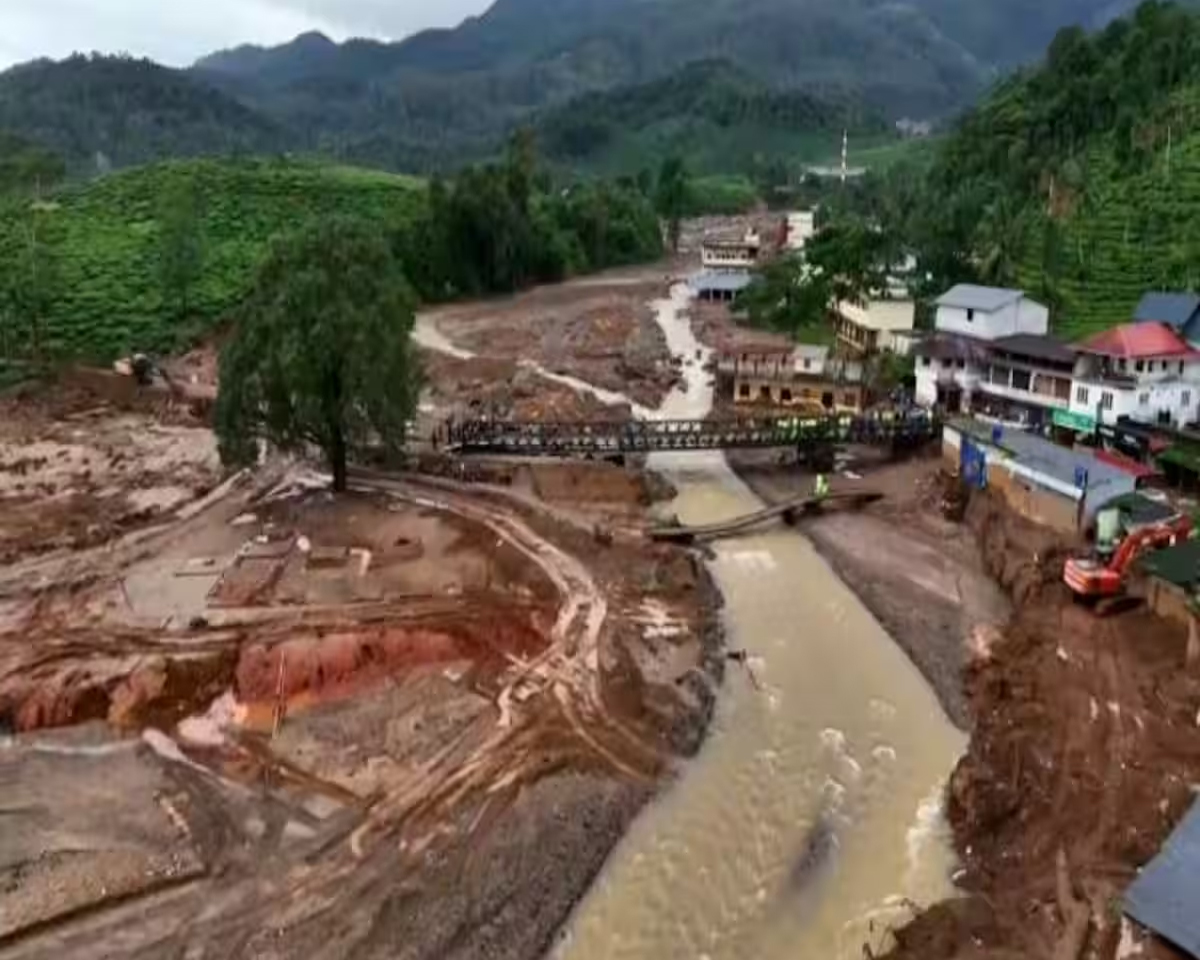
[737,216,893,343]
[655,157,690,254]
[216,217,419,491]
[1,1,1135,179]
[0,158,424,361]
[537,60,880,178]
[0,133,65,197]
[396,132,662,300]
[0,55,283,171]
[686,176,760,215]
[908,1,1200,339]
[0,136,661,364]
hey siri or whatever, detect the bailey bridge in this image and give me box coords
[444,411,939,457]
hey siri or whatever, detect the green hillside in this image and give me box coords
[0,158,425,360]
[537,60,883,177]
[911,1,1200,340]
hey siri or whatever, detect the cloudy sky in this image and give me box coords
[0,0,492,70]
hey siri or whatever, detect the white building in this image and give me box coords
[701,229,761,271]
[1069,322,1200,429]
[933,284,1050,340]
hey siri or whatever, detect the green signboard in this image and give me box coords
[1052,409,1096,433]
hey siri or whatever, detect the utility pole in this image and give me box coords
[840,129,848,186]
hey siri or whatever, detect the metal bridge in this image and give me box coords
[445,411,939,457]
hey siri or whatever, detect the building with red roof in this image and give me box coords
[1069,322,1200,429]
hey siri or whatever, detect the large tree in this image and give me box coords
[215,217,420,492]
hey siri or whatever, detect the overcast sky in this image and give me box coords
[0,0,493,70]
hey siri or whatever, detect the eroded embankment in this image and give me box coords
[889,489,1200,960]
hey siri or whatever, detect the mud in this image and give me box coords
[0,402,724,960]
[419,267,680,413]
[864,488,1200,960]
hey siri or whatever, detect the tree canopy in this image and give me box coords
[215,217,420,491]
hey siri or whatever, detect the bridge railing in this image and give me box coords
[444,411,940,455]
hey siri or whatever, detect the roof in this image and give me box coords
[990,334,1077,365]
[955,419,1133,498]
[1125,798,1200,957]
[1078,322,1196,359]
[1140,538,1200,587]
[912,332,994,362]
[936,284,1025,312]
[689,271,752,294]
[1133,292,1200,329]
[1093,450,1159,480]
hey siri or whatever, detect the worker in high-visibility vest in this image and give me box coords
[813,473,830,501]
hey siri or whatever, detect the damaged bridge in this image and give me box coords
[445,412,939,457]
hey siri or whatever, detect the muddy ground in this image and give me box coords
[0,380,723,959]
[728,448,1200,960]
[418,267,680,415]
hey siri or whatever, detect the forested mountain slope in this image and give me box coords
[909,1,1200,338]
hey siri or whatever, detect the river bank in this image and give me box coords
[726,449,1200,960]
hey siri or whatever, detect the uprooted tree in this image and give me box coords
[215,216,420,491]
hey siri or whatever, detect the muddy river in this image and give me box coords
[416,282,966,959]
[553,285,966,959]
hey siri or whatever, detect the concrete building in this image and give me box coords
[720,341,865,412]
[1069,322,1200,430]
[833,296,916,356]
[944,420,1141,530]
[701,229,761,271]
[914,284,1057,416]
[933,285,1050,340]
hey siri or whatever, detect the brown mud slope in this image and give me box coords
[889,489,1200,960]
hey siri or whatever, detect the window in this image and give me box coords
[1136,361,1145,373]
[941,358,953,369]
[1118,359,1128,371]
[921,357,931,367]
[738,383,750,399]
[1181,361,1186,375]
[759,386,772,402]
[1012,369,1032,391]
[843,392,857,408]
[956,359,966,369]
[781,388,793,403]
[803,358,812,370]
[1184,391,1192,408]
[1101,391,1114,411]
[966,308,975,322]
[1075,385,1089,405]
[1139,392,1150,407]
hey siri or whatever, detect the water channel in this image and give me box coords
[417,284,967,959]
[554,285,967,959]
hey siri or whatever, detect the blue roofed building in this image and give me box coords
[1133,292,1200,346]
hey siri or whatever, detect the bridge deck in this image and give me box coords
[446,412,937,456]
[649,491,884,543]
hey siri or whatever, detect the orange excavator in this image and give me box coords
[1063,504,1192,614]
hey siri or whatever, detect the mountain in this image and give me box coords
[0,0,1155,179]
[0,55,285,170]
[196,0,1145,119]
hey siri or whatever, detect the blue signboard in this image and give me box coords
[961,439,988,490]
